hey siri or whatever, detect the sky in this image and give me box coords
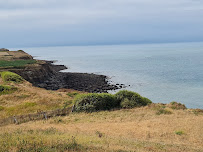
[0,0,203,47]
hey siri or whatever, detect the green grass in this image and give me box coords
[0,71,24,83]
[0,59,36,68]
[3,102,62,117]
[67,92,79,97]
[175,131,184,135]
[0,85,17,95]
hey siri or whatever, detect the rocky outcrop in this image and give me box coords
[9,61,121,93]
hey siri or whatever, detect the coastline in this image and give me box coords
[10,60,122,93]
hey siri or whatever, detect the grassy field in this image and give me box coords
[0,73,203,151]
[0,77,78,118]
[0,107,202,152]
[0,60,36,68]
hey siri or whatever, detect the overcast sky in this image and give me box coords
[0,0,203,47]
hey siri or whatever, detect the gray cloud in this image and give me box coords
[0,0,203,47]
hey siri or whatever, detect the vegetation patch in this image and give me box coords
[115,90,152,108]
[191,109,203,116]
[0,85,17,95]
[0,130,83,152]
[0,59,36,68]
[63,100,73,109]
[74,93,118,112]
[5,102,39,116]
[67,92,79,97]
[0,71,24,83]
[175,130,184,135]
[0,106,4,111]
[156,108,172,115]
[74,90,152,112]
[168,101,187,110]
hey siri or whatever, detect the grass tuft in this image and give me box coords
[169,101,187,110]
[175,131,184,135]
[0,85,17,95]
[67,92,79,97]
[0,71,24,83]
[156,108,172,115]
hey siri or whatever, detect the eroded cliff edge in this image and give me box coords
[0,50,120,92]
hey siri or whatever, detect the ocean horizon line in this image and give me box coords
[8,40,203,50]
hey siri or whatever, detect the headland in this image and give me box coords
[0,49,121,93]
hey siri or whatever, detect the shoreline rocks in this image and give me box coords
[11,61,122,93]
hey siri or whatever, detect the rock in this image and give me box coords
[0,48,9,51]
[9,60,123,93]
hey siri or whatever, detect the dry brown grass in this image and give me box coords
[0,78,77,118]
[0,51,32,61]
[1,106,202,152]
[0,74,202,151]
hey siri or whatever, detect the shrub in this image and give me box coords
[0,71,24,83]
[115,90,152,108]
[168,101,187,110]
[120,98,136,108]
[0,85,17,95]
[74,93,118,112]
[17,50,24,52]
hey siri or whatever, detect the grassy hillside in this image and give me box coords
[0,75,77,118]
[0,72,202,152]
[0,107,202,152]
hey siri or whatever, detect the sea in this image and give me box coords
[10,42,203,109]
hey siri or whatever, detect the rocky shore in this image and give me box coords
[37,61,121,93]
[11,61,122,93]
[0,50,123,93]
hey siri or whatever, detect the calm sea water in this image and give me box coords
[11,42,203,108]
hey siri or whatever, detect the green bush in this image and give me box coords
[0,71,24,83]
[115,90,152,108]
[74,93,118,112]
[17,50,24,52]
[120,98,136,108]
[73,90,152,112]
[0,85,17,95]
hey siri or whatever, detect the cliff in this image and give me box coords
[0,50,120,92]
